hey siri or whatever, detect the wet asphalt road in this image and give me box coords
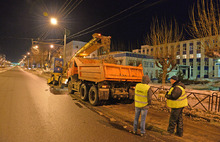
[0,67,148,142]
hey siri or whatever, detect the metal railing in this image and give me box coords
[151,86,220,112]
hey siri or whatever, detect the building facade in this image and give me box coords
[133,37,220,79]
[65,40,87,62]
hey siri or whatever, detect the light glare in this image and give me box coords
[51,18,57,25]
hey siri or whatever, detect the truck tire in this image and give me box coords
[89,86,99,106]
[80,84,88,101]
[68,81,74,94]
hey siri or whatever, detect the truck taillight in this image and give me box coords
[101,85,109,88]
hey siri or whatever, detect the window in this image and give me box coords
[75,45,79,48]
[144,61,148,67]
[176,45,180,55]
[197,58,201,66]
[176,59,180,64]
[183,59,186,65]
[142,49,145,53]
[196,53,201,58]
[177,45,180,52]
[183,44,187,54]
[183,55,187,58]
[189,43,193,54]
[183,44,187,51]
[150,62,154,68]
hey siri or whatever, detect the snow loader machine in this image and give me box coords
[47,33,112,89]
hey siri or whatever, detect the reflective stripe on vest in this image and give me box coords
[167,85,188,108]
[135,83,150,108]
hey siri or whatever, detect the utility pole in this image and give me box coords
[63,28,66,66]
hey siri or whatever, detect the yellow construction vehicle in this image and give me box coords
[47,33,111,88]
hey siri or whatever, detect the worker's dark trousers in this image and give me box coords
[167,107,184,136]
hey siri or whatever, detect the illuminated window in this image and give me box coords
[197,53,201,58]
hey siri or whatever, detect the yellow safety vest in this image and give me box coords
[135,83,150,108]
[167,85,188,108]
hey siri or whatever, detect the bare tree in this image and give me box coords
[146,18,182,85]
[188,0,220,58]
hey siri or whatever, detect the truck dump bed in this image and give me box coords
[74,57,143,82]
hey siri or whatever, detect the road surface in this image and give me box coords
[0,67,152,142]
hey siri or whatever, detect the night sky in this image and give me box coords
[0,0,197,62]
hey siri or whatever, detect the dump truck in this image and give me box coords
[48,33,143,105]
[67,57,143,105]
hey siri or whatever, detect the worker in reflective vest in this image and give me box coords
[133,75,152,136]
[165,76,188,137]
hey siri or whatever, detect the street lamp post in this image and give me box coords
[27,52,30,69]
[50,17,67,66]
[63,28,66,66]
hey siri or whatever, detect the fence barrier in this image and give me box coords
[151,86,220,112]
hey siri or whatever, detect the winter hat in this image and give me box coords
[142,75,150,84]
[171,76,178,81]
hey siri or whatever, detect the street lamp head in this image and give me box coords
[50,18,57,25]
[27,52,30,55]
[50,45,54,48]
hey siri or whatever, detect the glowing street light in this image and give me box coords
[50,45,54,48]
[50,17,67,65]
[50,18,57,25]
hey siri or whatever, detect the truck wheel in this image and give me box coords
[80,84,88,101]
[89,86,99,106]
[68,81,74,94]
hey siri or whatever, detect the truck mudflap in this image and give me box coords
[98,88,109,100]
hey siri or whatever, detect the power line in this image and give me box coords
[63,0,84,18]
[67,0,147,39]
[68,0,164,39]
